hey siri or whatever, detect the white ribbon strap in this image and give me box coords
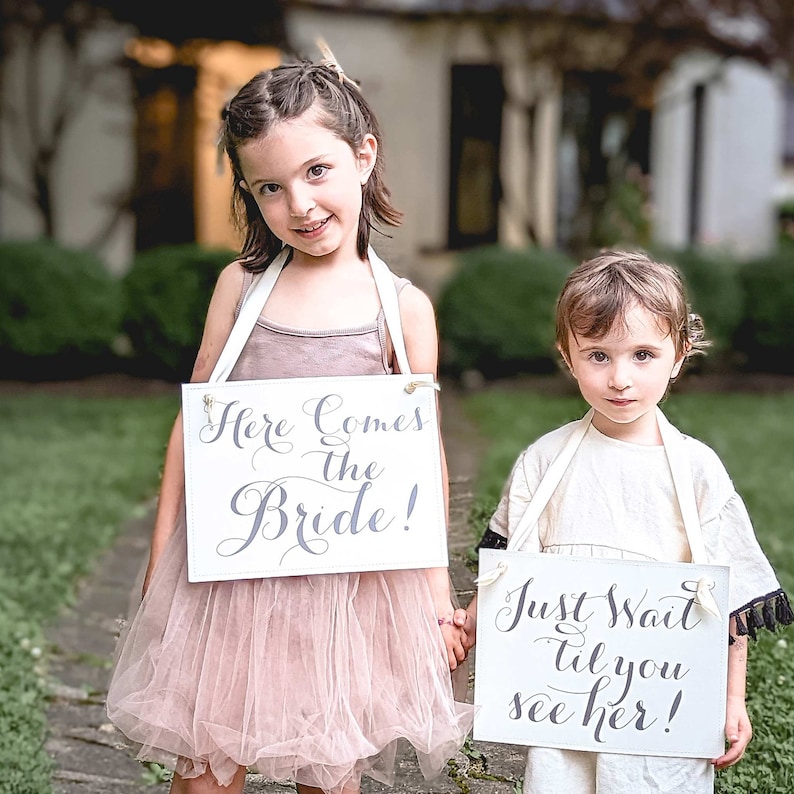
[207,246,291,384]
[657,408,721,621]
[405,380,440,394]
[474,560,508,586]
[368,247,412,376]
[476,407,721,620]
[474,410,594,586]
[203,245,413,398]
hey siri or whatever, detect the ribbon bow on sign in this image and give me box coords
[695,576,722,621]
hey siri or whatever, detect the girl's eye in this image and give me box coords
[589,351,608,363]
[308,164,328,179]
[260,183,280,196]
[635,350,654,362]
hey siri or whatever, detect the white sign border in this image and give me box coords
[473,548,730,758]
[181,374,448,581]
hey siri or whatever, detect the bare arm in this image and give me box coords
[712,619,752,770]
[398,282,467,670]
[141,262,245,596]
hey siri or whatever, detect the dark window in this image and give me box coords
[448,64,504,249]
[131,64,196,251]
[689,82,706,245]
[784,83,794,164]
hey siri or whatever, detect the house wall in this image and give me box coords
[651,52,782,257]
[283,10,560,293]
[0,26,137,274]
[4,12,781,285]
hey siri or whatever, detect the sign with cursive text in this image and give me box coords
[474,549,729,757]
[181,374,447,581]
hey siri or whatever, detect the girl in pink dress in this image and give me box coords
[106,49,473,794]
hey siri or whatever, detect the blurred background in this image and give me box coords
[1,0,793,382]
[3,7,794,792]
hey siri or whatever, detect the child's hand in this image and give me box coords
[453,607,476,655]
[712,697,752,770]
[439,619,468,672]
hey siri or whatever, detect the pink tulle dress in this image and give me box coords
[105,271,474,791]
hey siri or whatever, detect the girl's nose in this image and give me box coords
[288,187,316,218]
[608,364,633,391]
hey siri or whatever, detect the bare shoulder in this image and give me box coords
[212,259,247,302]
[396,280,435,323]
[190,259,246,382]
[394,280,439,373]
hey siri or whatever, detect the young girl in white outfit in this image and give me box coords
[106,50,473,794]
[456,250,792,793]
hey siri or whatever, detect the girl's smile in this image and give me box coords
[238,109,376,265]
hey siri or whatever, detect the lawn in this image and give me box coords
[1,384,792,793]
[461,387,794,794]
[0,389,178,794]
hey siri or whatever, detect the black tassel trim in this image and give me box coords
[762,600,776,631]
[776,592,794,624]
[476,529,508,552]
[730,589,794,643]
[747,606,763,640]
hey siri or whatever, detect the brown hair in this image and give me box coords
[219,59,402,271]
[555,250,709,365]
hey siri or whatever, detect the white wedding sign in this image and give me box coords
[181,374,447,582]
[474,549,730,758]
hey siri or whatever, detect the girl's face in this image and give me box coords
[238,109,376,264]
[561,302,686,444]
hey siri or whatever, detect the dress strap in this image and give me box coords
[655,408,708,565]
[368,247,411,375]
[477,407,721,619]
[207,245,411,384]
[504,408,593,553]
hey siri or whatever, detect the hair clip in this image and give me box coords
[316,37,346,84]
[688,312,705,343]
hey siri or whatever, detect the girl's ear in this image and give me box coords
[670,349,688,380]
[357,134,377,185]
[556,343,576,379]
[239,180,251,193]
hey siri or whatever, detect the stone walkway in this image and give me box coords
[44,380,526,794]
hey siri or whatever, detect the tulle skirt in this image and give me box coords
[106,506,474,791]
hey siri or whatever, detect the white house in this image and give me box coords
[0,1,788,293]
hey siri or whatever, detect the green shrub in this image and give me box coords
[122,244,237,381]
[0,239,122,378]
[734,244,794,374]
[437,245,575,378]
[651,246,744,371]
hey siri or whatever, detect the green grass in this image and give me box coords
[3,385,792,792]
[461,388,794,793]
[0,391,178,794]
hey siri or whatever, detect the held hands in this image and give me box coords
[712,695,752,770]
[439,606,477,671]
[454,607,476,655]
[437,606,477,672]
[439,619,468,671]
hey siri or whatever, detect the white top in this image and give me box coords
[482,418,788,793]
[488,420,783,619]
